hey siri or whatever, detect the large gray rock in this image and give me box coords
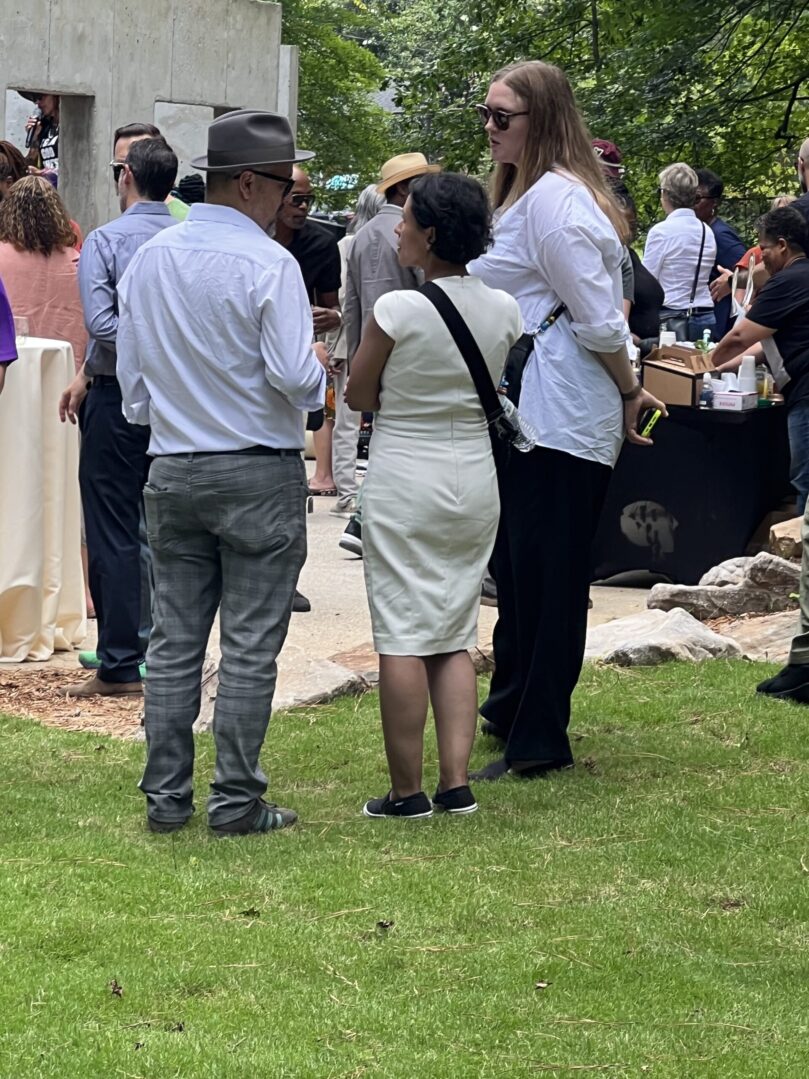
[585,608,743,666]
[648,553,800,620]
[194,658,363,733]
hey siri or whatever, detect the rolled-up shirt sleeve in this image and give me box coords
[116,260,151,425]
[258,258,326,411]
[536,224,627,352]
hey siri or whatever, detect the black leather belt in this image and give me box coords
[187,446,300,457]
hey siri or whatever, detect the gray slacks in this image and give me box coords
[139,451,307,826]
[331,363,360,508]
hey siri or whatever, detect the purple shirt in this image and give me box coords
[0,277,17,365]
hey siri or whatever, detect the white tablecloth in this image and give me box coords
[0,337,86,661]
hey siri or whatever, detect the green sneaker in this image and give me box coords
[78,651,146,679]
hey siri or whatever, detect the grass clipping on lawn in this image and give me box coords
[2,660,809,1077]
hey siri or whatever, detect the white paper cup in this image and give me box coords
[659,331,677,347]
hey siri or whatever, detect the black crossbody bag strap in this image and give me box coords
[420,282,503,427]
[687,222,707,315]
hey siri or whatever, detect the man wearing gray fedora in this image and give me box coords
[116,110,327,836]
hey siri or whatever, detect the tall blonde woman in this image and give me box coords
[468,61,664,781]
[348,173,522,818]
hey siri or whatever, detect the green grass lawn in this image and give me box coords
[2,660,809,1078]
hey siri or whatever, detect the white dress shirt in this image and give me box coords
[116,203,325,455]
[642,207,717,309]
[468,170,627,468]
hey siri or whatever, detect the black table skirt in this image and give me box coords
[591,405,792,585]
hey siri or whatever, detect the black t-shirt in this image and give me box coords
[747,257,809,407]
[793,191,809,229]
[628,247,664,341]
[286,220,341,303]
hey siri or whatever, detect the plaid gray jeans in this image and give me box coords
[139,451,307,827]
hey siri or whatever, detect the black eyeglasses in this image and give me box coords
[473,104,529,131]
[288,193,313,208]
[109,161,126,182]
[235,169,294,198]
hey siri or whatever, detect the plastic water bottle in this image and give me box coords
[699,372,714,409]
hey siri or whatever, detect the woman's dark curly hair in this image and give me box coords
[409,172,492,264]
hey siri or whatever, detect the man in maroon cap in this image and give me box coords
[592,139,625,184]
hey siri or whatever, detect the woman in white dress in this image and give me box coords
[347,172,522,819]
[467,61,665,781]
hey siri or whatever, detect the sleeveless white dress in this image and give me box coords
[362,275,522,655]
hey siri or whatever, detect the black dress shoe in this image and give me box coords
[470,756,574,781]
[292,589,311,613]
[756,663,809,701]
[480,719,506,741]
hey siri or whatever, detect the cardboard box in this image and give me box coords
[642,359,704,406]
[645,344,714,373]
[712,391,758,412]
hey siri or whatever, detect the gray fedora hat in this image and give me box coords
[191,109,314,172]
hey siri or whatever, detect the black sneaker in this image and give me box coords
[756,663,809,701]
[480,575,498,607]
[211,799,298,836]
[339,517,363,557]
[432,785,478,815]
[292,589,311,613]
[362,791,433,819]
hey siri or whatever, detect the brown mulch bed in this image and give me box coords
[0,668,143,739]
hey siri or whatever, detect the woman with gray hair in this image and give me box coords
[327,184,386,517]
[643,162,718,340]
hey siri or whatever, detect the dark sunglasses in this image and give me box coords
[235,169,295,198]
[109,161,126,182]
[288,192,314,208]
[474,104,529,131]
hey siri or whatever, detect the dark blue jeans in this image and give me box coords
[79,380,151,683]
[788,399,809,514]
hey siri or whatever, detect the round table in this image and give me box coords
[0,336,86,661]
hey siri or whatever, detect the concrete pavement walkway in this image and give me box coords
[0,477,652,735]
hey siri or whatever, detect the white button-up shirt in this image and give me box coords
[469,170,628,468]
[642,207,717,310]
[117,203,325,455]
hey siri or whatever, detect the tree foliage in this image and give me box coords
[279,0,395,201]
[374,0,809,232]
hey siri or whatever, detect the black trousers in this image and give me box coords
[79,379,151,683]
[481,445,611,764]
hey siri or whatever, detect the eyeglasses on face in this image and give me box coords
[288,192,313,208]
[109,161,126,182]
[473,104,529,131]
[234,170,295,199]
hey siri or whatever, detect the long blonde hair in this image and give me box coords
[490,61,628,241]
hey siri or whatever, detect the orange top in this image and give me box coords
[0,243,86,370]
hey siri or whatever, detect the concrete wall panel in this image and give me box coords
[3,0,297,230]
[225,0,282,111]
[170,0,229,106]
[47,0,112,94]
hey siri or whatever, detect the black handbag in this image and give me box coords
[659,222,707,342]
[420,282,538,453]
[501,302,567,406]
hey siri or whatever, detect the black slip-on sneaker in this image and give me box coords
[432,785,478,815]
[362,791,433,819]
